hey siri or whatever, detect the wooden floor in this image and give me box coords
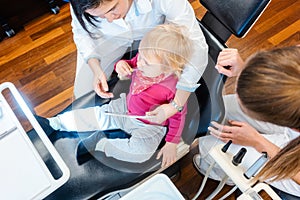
[0,0,298,199]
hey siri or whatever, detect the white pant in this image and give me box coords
[198,94,300,196]
[50,94,166,163]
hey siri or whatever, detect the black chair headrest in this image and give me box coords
[200,0,270,37]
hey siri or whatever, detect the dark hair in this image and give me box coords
[236,46,300,129]
[70,0,111,37]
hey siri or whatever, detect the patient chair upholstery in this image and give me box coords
[27,0,270,199]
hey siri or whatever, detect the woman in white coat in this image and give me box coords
[194,46,300,199]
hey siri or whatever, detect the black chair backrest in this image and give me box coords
[189,21,227,140]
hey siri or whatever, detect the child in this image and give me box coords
[44,24,193,167]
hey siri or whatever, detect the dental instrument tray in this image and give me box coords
[0,82,70,200]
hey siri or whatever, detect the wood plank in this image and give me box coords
[34,86,74,117]
[254,1,299,33]
[0,27,65,66]
[0,67,21,88]
[29,16,72,41]
[24,4,71,33]
[19,71,64,107]
[0,32,33,57]
[44,42,76,65]
[276,31,300,47]
[268,19,300,45]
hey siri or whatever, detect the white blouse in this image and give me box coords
[71,0,208,92]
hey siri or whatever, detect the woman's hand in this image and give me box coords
[215,48,245,77]
[88,58,113,98]
[115,60,133,80]
[147,90,189,124]
[93,72,114,98]
[210,120,282,158]
[208,120,264,147]
[157,142,177,168]
[146,103,177,124]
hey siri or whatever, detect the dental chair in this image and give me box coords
[193,0,273,199]
[26,0,270,199]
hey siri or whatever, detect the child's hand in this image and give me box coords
[115,60,133,80]
[157,142,177,168]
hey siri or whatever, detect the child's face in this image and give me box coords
[85,0,132,23]
[137,53,167,78]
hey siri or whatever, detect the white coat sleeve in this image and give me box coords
[70,4,105,63]
[157,0,208,92]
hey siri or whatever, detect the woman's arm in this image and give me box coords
[88,58,113,98]
[147,89,190,124]
[71,5,102,63]
[208,120,281,157]
[146,0,208,123]
[252,135,280,158]
[156,103,187,168]
[71,5,115,98]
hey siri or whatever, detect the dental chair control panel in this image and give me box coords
[209,143,281,199]
[0,82,69,200]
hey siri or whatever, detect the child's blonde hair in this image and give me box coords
[139,23,194,77]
